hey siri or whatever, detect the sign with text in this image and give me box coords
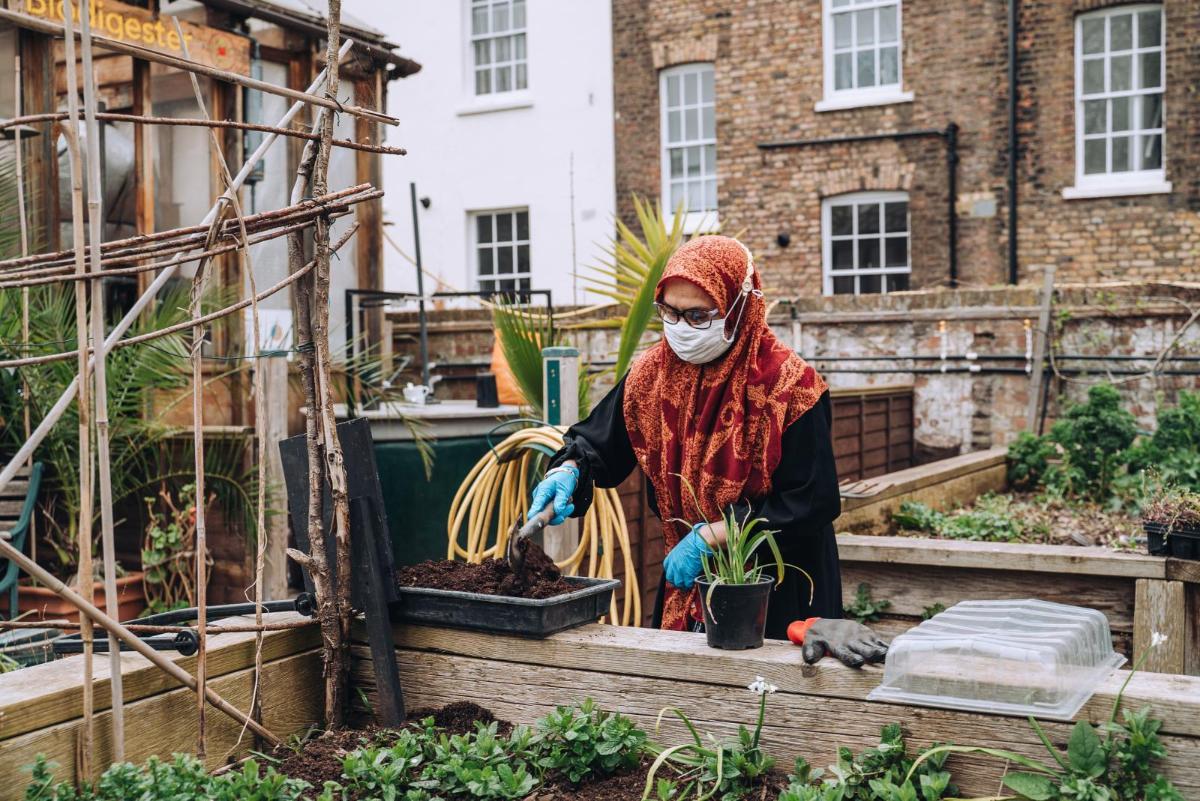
[17,0,251,75]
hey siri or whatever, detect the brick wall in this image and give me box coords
[611,0,1200,294]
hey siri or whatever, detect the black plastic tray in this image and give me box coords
[1144,521,1200,559]
[389,576,621,637]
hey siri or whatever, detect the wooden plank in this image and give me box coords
[348,636,1200,797]
[1187,584,1200,677]
[1166,558,1200,585]
[2,651,321,798]
[0,613,319,740]
[838,534,1167,579]
[1134,579,1187,674]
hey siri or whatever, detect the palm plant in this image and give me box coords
[491,298,592,420]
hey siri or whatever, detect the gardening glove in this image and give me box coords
[788,617,889,668]
[663,524,714,590]
[527,465,580,526]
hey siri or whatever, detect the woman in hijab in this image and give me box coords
[528,235,887,667]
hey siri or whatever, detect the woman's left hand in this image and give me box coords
[662,524,714,590]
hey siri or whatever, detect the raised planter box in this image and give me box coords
[836,449,1200,676]
[352,622,1200,799]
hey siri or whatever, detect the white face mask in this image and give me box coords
[662,241,761,365]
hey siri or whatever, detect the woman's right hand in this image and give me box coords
[528,463,580,525]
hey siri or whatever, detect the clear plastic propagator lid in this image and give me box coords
[867,599,1126,720]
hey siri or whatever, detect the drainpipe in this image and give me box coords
[1007,0,1019,285]
[946,122,959,288]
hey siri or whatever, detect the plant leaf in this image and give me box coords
[1001,772,1056,800]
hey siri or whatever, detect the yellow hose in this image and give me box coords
[447,425,641,626]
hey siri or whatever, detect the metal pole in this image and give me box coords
[1007,0,1020,285]
[410,182,431,388]
[946,123,959,289]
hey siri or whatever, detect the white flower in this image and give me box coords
[1151,631,1168,648]
[747,676,778,696]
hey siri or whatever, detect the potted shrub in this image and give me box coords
[1142,484,1200,560]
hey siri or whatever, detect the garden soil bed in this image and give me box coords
[395,541,575,599]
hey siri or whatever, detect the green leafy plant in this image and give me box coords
[892,501,945,533]
[140,482,211,615]
[844,582,891,624]
[1126,391,1200,492]
[534,698,647,784]
[920,602,946,621]
[892,496,1024,542]
[1008,431,1059,491]
[1045,384,1138,503]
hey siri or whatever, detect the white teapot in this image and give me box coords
[403,383,432,405]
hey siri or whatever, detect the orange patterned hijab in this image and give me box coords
[622,236,827,631]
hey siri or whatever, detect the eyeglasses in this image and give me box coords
[654,302,721,329]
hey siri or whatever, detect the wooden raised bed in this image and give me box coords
[836,448,1200,676]
[352,622,1200,799]
[0,613,322,799]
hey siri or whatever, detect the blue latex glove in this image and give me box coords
[528,465,579,526]
[663,524,714,590]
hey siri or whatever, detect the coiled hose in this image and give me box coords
[447,424,641,626]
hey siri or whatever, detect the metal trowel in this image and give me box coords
[504,506,555,583]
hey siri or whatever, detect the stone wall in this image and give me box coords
[610,0,1200,294]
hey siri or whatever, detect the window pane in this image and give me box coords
[687,181,703,211]
[855,9,874,45]
[831,205,853,236]
[703,144,716,173]
[884,201,907,232]
[887,274,910,293]
[704,178,717,212]
[477,214,493,244]
[496,65,512,92]
[685,108,698,140]
[701,69,714,102]
[1109,13,1132,51]
[1139,52,1161,89]
[1138,10,1161,47]
[857,49,876,88]
[514,33,526,60]
[497,212,513,242]
[687,146,702,177]
[517,244,529,272]
[669,148,684,179]
[474,41,490,66]
[835,53,853,90]
[495,36,511,62]
[472,5,489,35]
[513,0,526,29]
[878,5,897,43]
[834,13,852,48]
[667,75,680,107]
[516,211,529,240]
[684,72,698,104]
[1110,54,1131,91]
[1110,97,1129,132]
[1082,99,1104,134]
[515,63,527,89]
[860,274,882,294]
[498,246,513,274]
[885,237,907,267]
[1140,133,1162,169]
[500,279,515,292]
[880,47,898,86]
[1082,17,1104,54]
[668,111,681,142]
[858,203,880,234]
[475,69,491,95]
[493,2,510,33]
[1111,136,1130,172]
[702,106,715,139]
[1082,58,1104,94]
[832,0,850,7]
[832,239,853,269]
[478,247,494,275]
[859,239,880,269]
[670,181,684,209]
[519,277,530,292]
[1140,93,1163,129]
[833,276,855,295]
[1084,139,1106,174]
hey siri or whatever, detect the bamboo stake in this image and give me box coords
[60,0,95,780]
[78,3,125,759]
[0,9,397,127]
[1,112,406,155]
[13,51,35,569]
[0,40,356,497]
[0,618,318,634]
[0,537,280,745]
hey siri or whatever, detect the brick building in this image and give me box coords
[612,0,1200,296]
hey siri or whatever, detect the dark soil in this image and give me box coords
[395,540,575,599]
[407,700,512,737]
[532,756,791,801]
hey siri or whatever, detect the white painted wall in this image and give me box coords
[342,0,616,307]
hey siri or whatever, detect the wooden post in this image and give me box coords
[354,77,383,350]
[261,355,291,600]
[132,58,154,301]
[1025,265,1055,432]
[1134,578,1186,674]
[541,347,580,563]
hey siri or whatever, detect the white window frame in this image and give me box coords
[817,0,913,112]
[469,208,532,295]
[821,191,911,296]
[1064,4,1170,199]
[460,0,532,115]
[659,63,718,234]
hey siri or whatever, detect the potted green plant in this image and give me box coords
[1142,484,1200,560]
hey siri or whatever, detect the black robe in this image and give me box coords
[549,376,844,639]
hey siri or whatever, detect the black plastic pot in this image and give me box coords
[695,577,774,650]
[1144,521,1200,560]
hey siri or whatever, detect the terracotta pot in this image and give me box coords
[8,572,147,623]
